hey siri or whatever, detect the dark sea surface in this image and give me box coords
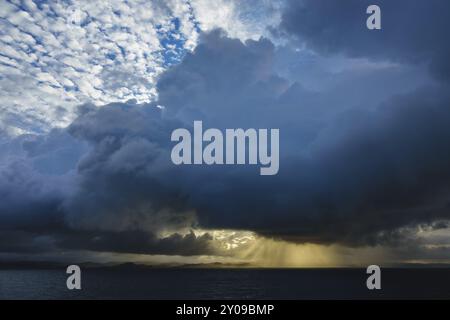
[0,268,449,300]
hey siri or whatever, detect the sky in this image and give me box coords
[1,0,450,267]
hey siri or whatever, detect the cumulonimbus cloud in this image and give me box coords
[1,22,450,259]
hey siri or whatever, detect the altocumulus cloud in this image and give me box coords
[1,1,450,262]
[0,0,280,135]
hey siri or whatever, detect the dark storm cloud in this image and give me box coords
[166,84,450,246]
[57,229,215,256]
[0,159,64,231]
[2,26,450,258]
[280,0,450,81]
[0,228,216,256]
[0,103,213,256]
[153,30,450,246]
[157,29,289,127]
[63,102,193,232]
[275,85,450,245]
[0,230,56,254]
